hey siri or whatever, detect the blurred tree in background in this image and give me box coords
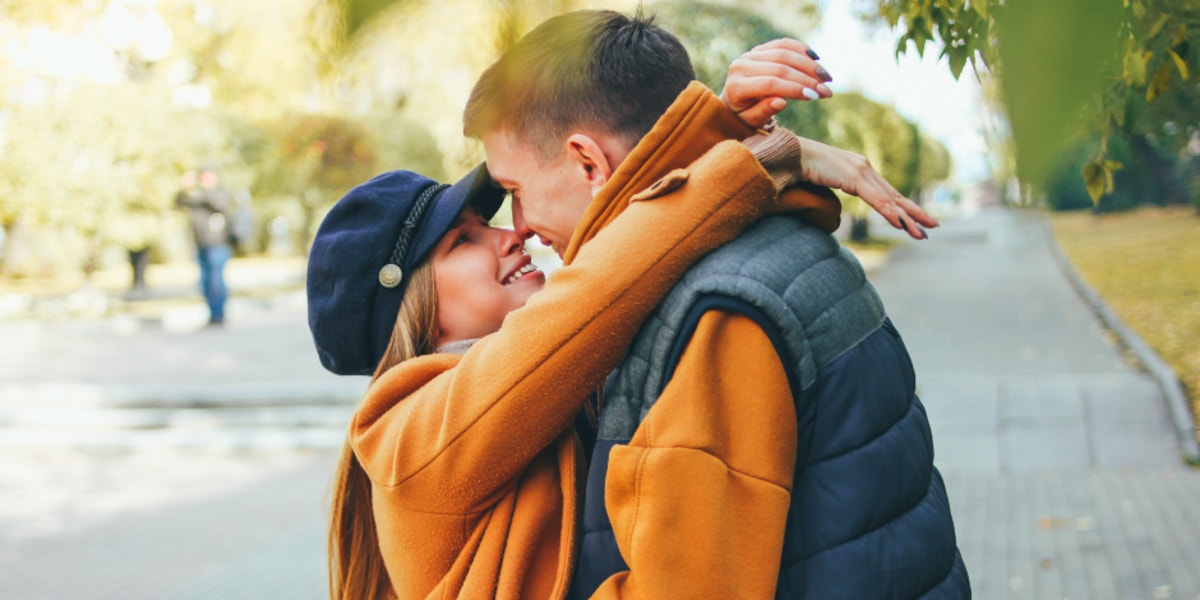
[317,0,589,176]
[0,0,445,276]
[652,1,829,143]
[258,113,379,252]
[869,0,1200,212]
[656,0,949,240]
[0,83,228,275]
[1,0,959,281]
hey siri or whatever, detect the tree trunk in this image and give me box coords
[128,247,151,298]
[850,215,870,243]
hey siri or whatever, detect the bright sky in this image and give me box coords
[808,3,991,183]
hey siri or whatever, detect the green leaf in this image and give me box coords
[1081,159,1121,202]
[1147,59,1173,102]
[995,0,1124,184]
[1147,14,1170,39]
[1168,49,1189,80]
[905,2,922,23]
[973,0,988,20]
[1125,39,1147,86]
[330,0,410,48]
[1082,161,1106,202]
[912,16,930,56]
[948,44,969,78]
[1111,103,1126,128]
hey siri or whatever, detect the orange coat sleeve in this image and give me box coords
[592,311,798,599]
[352,142,779,514]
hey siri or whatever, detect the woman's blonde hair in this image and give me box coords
[328,260,438,600]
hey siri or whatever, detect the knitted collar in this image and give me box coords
[434,338,481,355]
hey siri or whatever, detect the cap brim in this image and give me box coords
[405,163,507,272]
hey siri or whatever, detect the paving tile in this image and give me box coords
[919,375,1001,429]
[1001,421,1092,470]
[1001,377,1086,421]
[933,427,1001,471]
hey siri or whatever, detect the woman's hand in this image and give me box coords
[797,137,939,240]
[720,38,833,129]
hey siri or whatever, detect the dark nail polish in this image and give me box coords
[806,49,821,60]
[815,65,833,83]
[919,226,929,240]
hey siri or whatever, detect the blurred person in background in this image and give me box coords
[175,165,234,326]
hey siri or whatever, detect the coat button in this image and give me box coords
[379,263,403,288]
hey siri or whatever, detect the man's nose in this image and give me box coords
[511,201,536,241]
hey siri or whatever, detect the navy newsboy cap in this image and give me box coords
[306,163,505,376]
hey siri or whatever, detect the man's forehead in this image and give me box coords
[482,131,538,172]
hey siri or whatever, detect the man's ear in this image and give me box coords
[564,133,613,193]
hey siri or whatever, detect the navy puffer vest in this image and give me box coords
[570,216,970,599]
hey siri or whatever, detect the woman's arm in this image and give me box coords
[720,37,834,127]
[352,140,777,511]
[742,125,842,233]
[744,123,938,239]
[721,39,938,239]
[795,135,935,239]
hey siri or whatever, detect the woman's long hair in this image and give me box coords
[329,260,438,600]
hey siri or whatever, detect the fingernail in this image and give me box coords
[815,65,833,82]
[919,226,929,240]
[816,83,832,97]
[802,87,820,100]
[806,49,821,60]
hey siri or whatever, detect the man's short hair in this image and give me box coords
[463,9,695,159]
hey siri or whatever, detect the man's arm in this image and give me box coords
[592,311,798,599]
[200,187,232,214]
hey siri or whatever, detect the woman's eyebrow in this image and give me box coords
[438,223,468,247]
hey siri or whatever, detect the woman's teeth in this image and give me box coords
[503,263,539,285]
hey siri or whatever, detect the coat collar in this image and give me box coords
[561,82,756,265]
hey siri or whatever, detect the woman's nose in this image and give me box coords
[496,228,524,256]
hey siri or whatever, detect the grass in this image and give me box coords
[1049,205,1200,434]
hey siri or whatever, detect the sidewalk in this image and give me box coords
[0,256,354,598]
[0,256,368,450]
[868,205,1200,599]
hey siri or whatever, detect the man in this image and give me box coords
[175,165,234,326]
[464,10,970,599]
